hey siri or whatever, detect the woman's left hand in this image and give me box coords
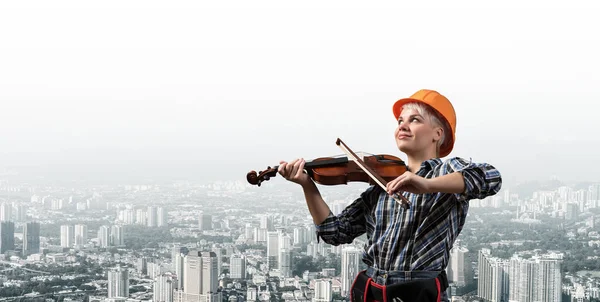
[386,172,432,195]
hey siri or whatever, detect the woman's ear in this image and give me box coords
[433,127,443,142]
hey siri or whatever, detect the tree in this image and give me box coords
[292,256,318,277]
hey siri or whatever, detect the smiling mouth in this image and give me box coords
[397,135,411,139]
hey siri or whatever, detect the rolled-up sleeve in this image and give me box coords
[441,157,503,201]
[314,188,372,246]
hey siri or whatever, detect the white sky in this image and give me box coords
[0,0,599,185]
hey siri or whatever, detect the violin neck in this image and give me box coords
[294,157,350,169]
[272,157,349,174]
[309,157,348,167]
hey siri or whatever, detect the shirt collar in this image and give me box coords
[411,158,443,174]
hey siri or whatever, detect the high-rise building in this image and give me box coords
[212,247,222,276]
[341,247,362,297]
[175,250,222,302]
[244,223,254,242]
[74,224,88,246]
[148,206,158,227]
[172,245,189,263]
[98,225,111,248]
[279,248,292,277]
[293,227,306,245]
[138,257,149,275]
[313,279,332,302]
[174,252,186,290]
[230,254,246,279]
[535,253,563,302]
[13,204,26,222]
[267,231,279,270]
[122,208,135,224]
[447,245,469,287]
[199,213,212,231]
[171,244,189,290]
[477,249,508,301]
[23,222,40,256]
[259,215,274,231]
[478,250,562,302]
[108,266,129,298]
[111,225,124,246]
[154,273,176,302]
[0,221,15,253]
[0,202,12,221]
[136,208,147,225]
[157,207,167,227]
[60,225,74,248]
[511,257,536,302]
[0,203,11,222]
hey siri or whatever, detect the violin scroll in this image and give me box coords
[246,166,278,186]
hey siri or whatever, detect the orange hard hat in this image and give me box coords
[392,89,457,157]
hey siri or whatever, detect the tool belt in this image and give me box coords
[350,270,448,302]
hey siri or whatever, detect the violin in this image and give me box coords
[246,153,408,187]
[247,138,412,208]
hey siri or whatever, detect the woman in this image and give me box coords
[278,89,502,302]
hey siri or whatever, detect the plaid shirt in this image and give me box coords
[314,157,502,271]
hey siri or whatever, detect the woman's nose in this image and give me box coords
[398,122,409,131]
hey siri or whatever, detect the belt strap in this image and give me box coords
[351,270,447,302]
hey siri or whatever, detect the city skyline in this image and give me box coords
[0,175,598,301]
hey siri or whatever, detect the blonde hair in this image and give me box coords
[401,102,452,154]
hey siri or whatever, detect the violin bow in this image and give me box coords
[336,138,411,209]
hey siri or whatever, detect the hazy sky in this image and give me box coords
[0,0,599,186]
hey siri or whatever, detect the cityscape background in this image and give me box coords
[0,176,599,302]
[1,0,599,302]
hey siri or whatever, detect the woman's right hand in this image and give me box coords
[278,158,312,186]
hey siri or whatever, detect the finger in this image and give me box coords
[287,159,302,179]
[278,162,287,175]
[294,158,306,178]
[293,158,306,177]
[386,181,394,191]
[279,159,298,177]
[285,159,300,176]
[388,174,407,193]
[395,177,408,191]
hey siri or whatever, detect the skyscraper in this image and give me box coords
[111,225,124,246]
[0,221,15,253]
[266,231,279,270]
[98,225,111,248]
[108,266,129,298]
[157,207,167,227]
[175,250,221,302]
[478,250,562,302]
[74,224,88,246]
[0,203,11,222]
[230,254,246,279]
[199,213,212,231]
[447,245,469,287]
[154,273,176,302]
[341,247,362,297]
[313,280,332,302]
[60,225,74,248]
[23,222,40,256]
[148,206,158,227]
